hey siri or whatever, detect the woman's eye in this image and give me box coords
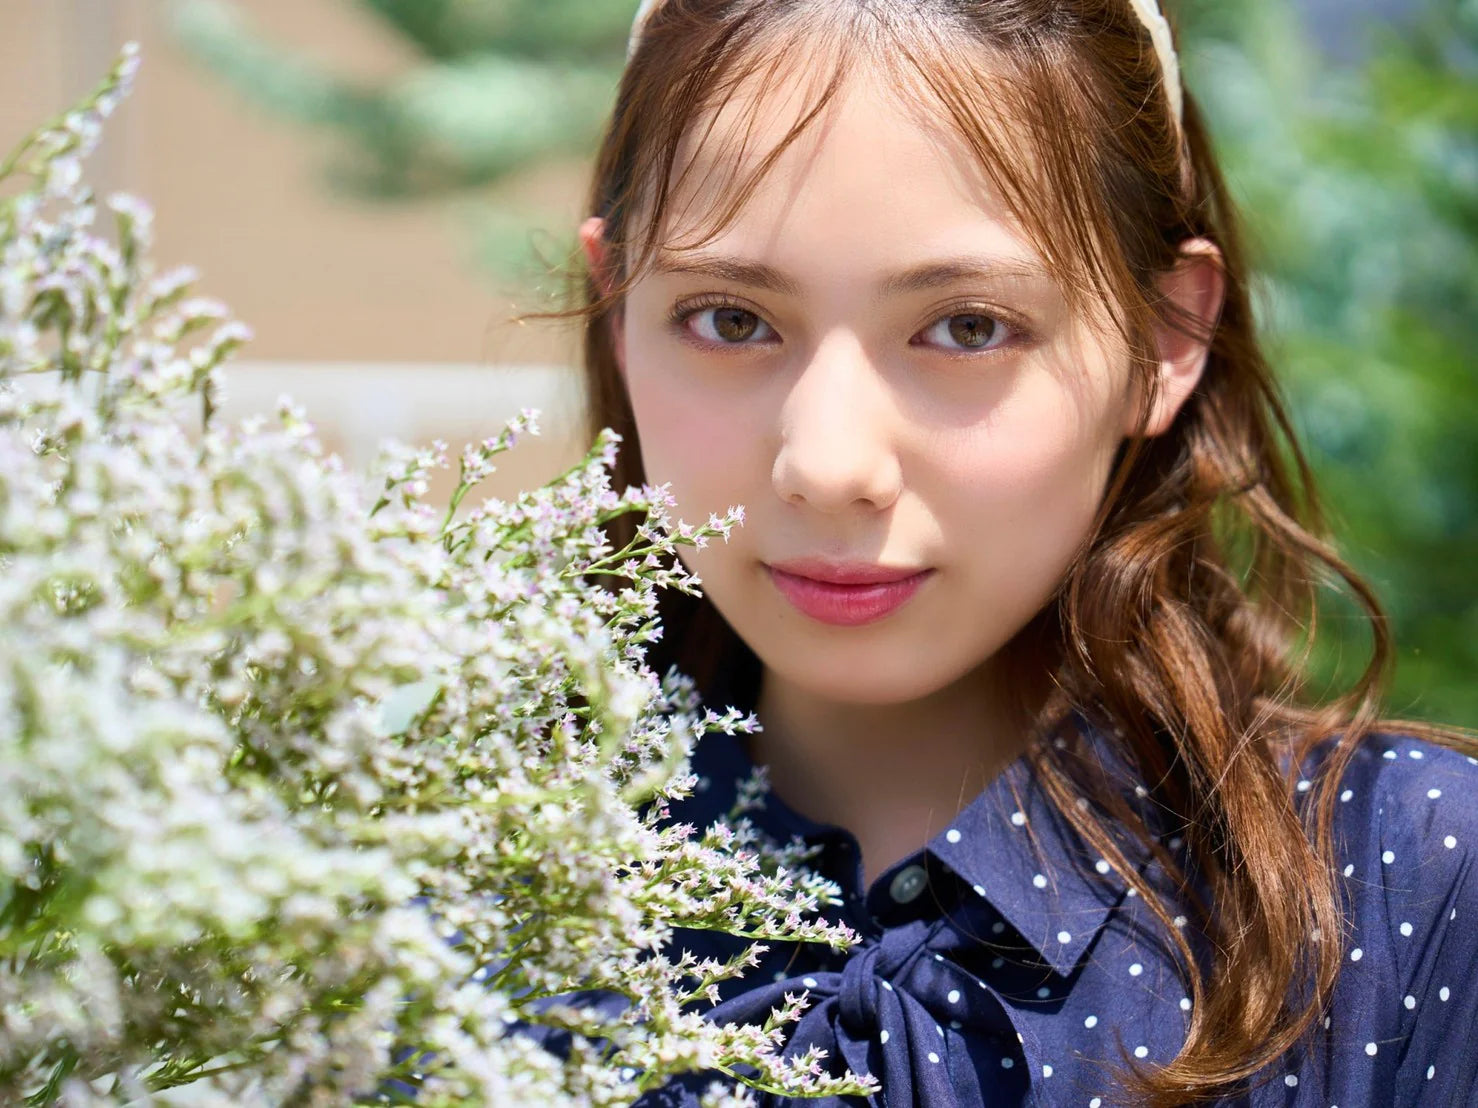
[683,304,776,345]
[918,312,1012,353]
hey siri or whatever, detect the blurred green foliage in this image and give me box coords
[167,0,630,193]
[164,0,636,279]
[1179,0,1477,725]
[168,0,1476,726]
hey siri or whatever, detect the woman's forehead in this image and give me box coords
[646,58,1037,260]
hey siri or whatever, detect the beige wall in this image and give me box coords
[1,0,596,501]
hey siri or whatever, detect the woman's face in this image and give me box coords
[581,63,1210,708]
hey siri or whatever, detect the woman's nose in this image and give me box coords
[771,335,903,514]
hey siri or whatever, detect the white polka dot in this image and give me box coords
[928,1051,939,1064]
[1324,1015,1331,1028]
[1365,1042,1378,1056]
[773,971,786,981]
[1382,850,1395,864]
[1129,963,1143,976]
[1344,863,1355,877]
[1084,1015,1098,1028]
[1095,859,1111,875]
[948,989,961,1004]
[1340,789,1354,802]
[936,1024,944,1037]
[1058,930,1072,944]
[1126,886,1138,898]
[1179,997,1192,1011]
[1010,810,1026,826]
[1428,1065,1436,1080]
[1285,1075,1299,1087]
[1445,835,1457,849]
[880,1030,889,1043]
[950,1019,961,1029]
[1001,1057,1015,1069]
[1033,873,1048,889]
[1076,796,1091,811]
[934,953,945,962]
[882,980,894,992]
[1400,921,1413,937]
[946,828,962,843]
[991,921,1005,934]
[973,883,986,896]
[1090,1099,1102,1107]
[1297,779,1312,792]
[1173,915,1187,928]
[1311,927,1322,941]
[1133,1045,1148,1058]
[1036,986,1051,998]
[1043,1064,1054,1077]
[1168,836,1183,851]
[1410,749,1424,759]
[1428,788,1442,799]
[1440,986,1450,1001]
[1404,995,1416,1009]
[1351,948,1364,962]
[1134,785,1148,798]
[1384,749,1397,760]
[802,977,818,987]
[991,957,1005,969]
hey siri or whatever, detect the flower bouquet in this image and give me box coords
[0,44,879,1107]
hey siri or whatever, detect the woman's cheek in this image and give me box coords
[950,420,1116,590]
[626,366,757,533]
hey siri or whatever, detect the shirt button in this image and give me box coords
[889,863,928,904]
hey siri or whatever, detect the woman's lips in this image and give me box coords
[765,565,935,627]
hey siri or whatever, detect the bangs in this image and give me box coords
[608,1,1135,347]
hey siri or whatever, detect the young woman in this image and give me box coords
[543,0,1478,1103]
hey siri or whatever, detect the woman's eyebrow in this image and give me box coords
[880,256,1056,297]
[650,252,1056,300]
[652,254,802,296]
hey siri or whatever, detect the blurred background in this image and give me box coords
[0,0,1473,725]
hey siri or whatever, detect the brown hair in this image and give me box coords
[520,0,1477,1102]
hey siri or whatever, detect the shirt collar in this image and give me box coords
[923,717,1162,976]
[668,657,1163,979]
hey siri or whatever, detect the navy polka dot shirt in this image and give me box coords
[605,718,1478,1106]
[376,652,1473,1108]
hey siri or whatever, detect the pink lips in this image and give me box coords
[765,560,934,626]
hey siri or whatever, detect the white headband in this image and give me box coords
[627,0,1185,128]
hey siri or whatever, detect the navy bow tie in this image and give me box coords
[700,915,1029,1107]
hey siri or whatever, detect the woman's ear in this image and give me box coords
[579,216,627,380]
[1127,236,1227,438]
